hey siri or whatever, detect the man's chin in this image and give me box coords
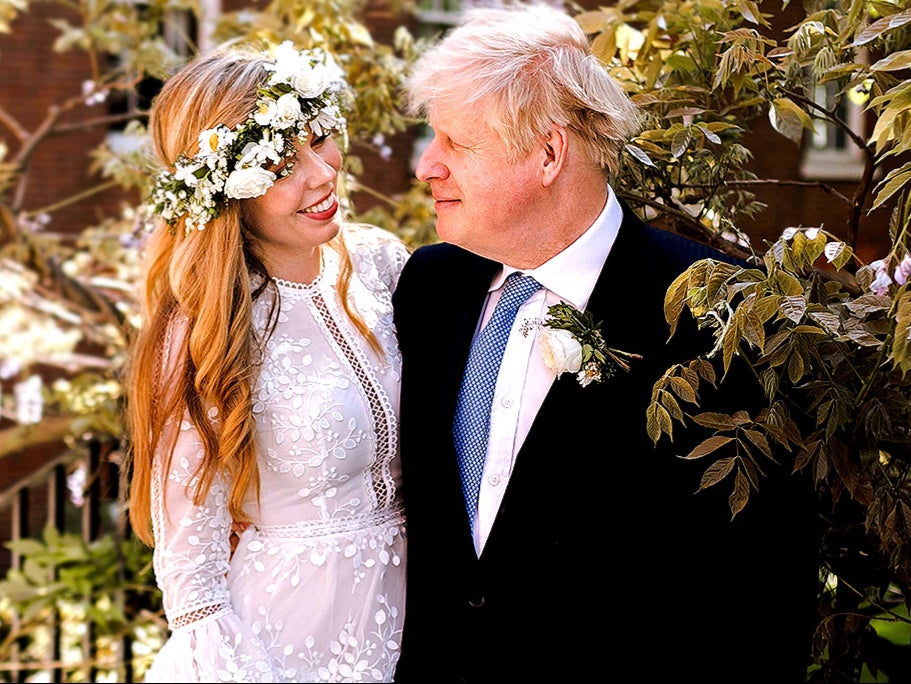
[434,221,459,244]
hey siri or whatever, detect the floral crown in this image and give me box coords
[148,41,350,234]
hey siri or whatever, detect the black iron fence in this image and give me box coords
[0,441,158,683]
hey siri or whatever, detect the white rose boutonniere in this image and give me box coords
[539,328,584,375]
[523,302,642,386]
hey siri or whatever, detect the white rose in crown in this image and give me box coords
[272,92,303,130]
[224,166,275,199]
[539,327,584,375]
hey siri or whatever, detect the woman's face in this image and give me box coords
[240,131,343,281]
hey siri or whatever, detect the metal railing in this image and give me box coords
[0,441,145,683]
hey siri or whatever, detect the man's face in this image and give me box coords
[415,101,545,265]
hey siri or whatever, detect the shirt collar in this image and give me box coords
[491,184,622,310]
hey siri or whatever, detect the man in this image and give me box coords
[392,3,820,682]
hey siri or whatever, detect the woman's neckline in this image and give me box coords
[271,245,326,289]
[273,272,323,290]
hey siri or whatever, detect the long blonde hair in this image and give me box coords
[125,43,378,546]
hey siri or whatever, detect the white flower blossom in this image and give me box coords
[237,140,280,169]
[14,374,43,425]
[197,125,234,156]
[577,362,604,387]
[253,99,278,126]
[225,167,276,199]
[174,161,204,187]
[272,92,303,130]
[870,259,893,296]
[894,254,911,286]
[538,328,584,375]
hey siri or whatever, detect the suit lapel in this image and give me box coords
[435,253,500,557]
[482,205,652,552]
[531,202,650,427]
[440,255,502,416]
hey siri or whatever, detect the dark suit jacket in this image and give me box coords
[392,201,820,683]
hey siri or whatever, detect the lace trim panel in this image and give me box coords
[169,602,231,631]
[255,505,405,539]
[310,290,398,509]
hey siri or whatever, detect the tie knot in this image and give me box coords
[500,273,541,308]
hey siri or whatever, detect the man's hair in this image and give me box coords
[403,2,641,175]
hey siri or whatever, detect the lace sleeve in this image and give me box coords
[147,314,230,631]
[144,321,278,682]
[150,410,233,631]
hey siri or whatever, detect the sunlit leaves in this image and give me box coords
[685,435,735,459]
[770,97,814,144]
[872,162,911,211]
[650,216,910,542]
[867,79,911,159]
[892,290,911,373]
[0,523,161,675]
[851,7,911,47]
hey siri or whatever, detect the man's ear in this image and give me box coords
[542,125,568,187]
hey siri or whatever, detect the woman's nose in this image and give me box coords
[302,148,339,188]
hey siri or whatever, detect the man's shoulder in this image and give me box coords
[642,224,743,266]
[616,196,746,269]
[409,240,473,263]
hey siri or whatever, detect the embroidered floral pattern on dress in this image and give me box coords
[146,226,408,683]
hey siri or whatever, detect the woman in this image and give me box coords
[125,40,408,682]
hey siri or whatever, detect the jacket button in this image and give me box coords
[468,594,485,608]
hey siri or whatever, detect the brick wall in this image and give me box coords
[0,3,136,235]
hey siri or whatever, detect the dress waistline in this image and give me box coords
[253,506,405,539]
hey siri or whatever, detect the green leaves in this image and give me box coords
[770,97,815,144]
[0,524,162,675]
[892,290,911,373]
[649,225,908,519]
[650,216,911,676]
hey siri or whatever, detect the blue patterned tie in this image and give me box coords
[454,273,542,534]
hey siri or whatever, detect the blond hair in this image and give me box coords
[125,43,378,545]
[403,2,641,175]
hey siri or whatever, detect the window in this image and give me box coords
[416,0,464,28]
[800,76,867,181]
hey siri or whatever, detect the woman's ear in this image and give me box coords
[541,124,568,187]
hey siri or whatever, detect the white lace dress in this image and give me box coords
[144,225,409,683]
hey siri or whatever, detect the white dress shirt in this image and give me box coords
[471,185,623,555]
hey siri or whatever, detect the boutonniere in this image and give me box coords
[521,302,642,387]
